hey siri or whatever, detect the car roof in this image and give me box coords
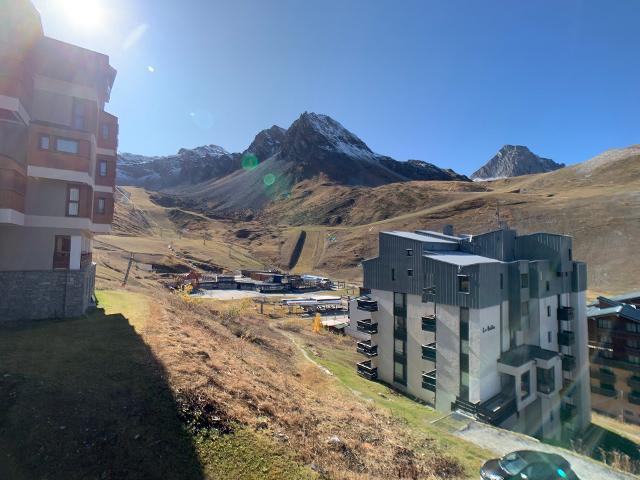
[514,450,570,467]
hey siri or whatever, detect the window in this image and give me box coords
[628,339,640,349]
[39,135,50,150]
[537,367,555,394]
[391,268,395,281]
[548,331,552,343]
[627,322,639,333]
[407,269,413,277]
[56,138,79,154]
[394,360,406,385]
[67,187,80,216]
[600,335,612,347]
[547,305,551,317]
[629,355,640,365]
[546,280,550,291]
[457,275,470,293]
[520,273,529,289]
[602,349,614,359]
[598,319,613,330]
[96,198,106,214]
[568,248,573,261]
[99,160,108,177]
[521,301,529,316]
[101,124,110,140]
[500,273,503,290]
[406,248,413,257]
[72,98,87,130]
[521,370,531,400]
[394,338,405,356]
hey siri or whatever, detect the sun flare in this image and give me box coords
[58,0,105,29]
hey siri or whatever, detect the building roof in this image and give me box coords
[424,251,501,266]
[587,297,640,323]
[609,290,640,303]
[383,231,458,243]
[415,230,465,241]
[499,345,559,367]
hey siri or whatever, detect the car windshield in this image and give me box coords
[499,452,528,475]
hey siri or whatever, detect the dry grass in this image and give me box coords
[137,289,467,479]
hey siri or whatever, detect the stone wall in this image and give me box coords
[0,263,95,321]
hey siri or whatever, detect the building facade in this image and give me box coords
[353,226,590,441]
[587,292,640,425]
[0,0,118,320]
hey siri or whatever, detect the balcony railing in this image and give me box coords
[628,376,640,390]
[422,342,437,362]
[477,393,517,427]
[558,331,575,347]
[421,315,436,332]
[357,360,378,380]
[591,385,617,398]
[357,299,378,312]
[558,306,575,321]
[356,320,378,335]
[422,370,436,392]
[629,392,640,405]
[562,355,576,371]
[590,368,616,384]
[356,340,378,357]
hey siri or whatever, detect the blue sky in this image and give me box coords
[33,0,639,175]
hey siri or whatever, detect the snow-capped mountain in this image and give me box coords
[471,145,564,181]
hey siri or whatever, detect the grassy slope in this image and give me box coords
[291,333,493,478]
[0,291,314,480]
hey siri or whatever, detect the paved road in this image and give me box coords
[456,420,637,479]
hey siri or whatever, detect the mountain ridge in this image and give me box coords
[471,145,564,180]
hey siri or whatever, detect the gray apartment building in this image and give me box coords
[352,226,590,441]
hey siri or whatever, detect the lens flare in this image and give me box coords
[263,173,276,186]
[241,154,259,170]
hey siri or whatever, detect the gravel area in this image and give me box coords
[456,420,637,480]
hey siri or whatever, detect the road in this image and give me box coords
[456,420,637,479]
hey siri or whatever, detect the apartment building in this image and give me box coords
[0,0,118,320]
[352,226,590,441]
[587,292,640,425]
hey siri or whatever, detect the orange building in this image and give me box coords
[0,0,118,319]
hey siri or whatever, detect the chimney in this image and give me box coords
[443,224,454,236]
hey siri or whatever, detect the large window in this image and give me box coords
[67,187,80,216]
[72,99,87,130]
[598,319,613,330]
[96,198,106,214]
[537,367,554,394]
[99,160,108,177]
[39,135,50,150]
[394,360,406,385]
[56,138,80,154]
[520,273,529,289]
[627,322,639,333]
[101,124,110,140]
[457,275,470,293]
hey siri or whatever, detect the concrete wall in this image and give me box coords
[571,289,592,432]
[406,293,435,405]
[0,224,88,270]
[0,263,95,320]
[31,88,73,127]
[371,289,394,383]
[469,305,502,403]
[435,303,460,411]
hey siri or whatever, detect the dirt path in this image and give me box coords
[456,421,637,480]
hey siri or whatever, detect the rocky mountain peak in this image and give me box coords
[471,145,564,180]
[243,125,286,161]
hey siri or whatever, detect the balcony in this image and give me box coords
[421,315,436,332]
[562,355,576,372]
[357,298,378,312]
[590,368,616,384]
[357,360,377,380]
[477,392,517,427]
[356,340,378,357]
[422,342,437,362]
[558,306,574,321]
[629,392,640,406]
[422,370,436,392]
[591,385,617,398]
[628,376,640,390]
[558,331,575,347]
[356,319,378,335]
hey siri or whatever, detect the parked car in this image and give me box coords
[480,450,579,479]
